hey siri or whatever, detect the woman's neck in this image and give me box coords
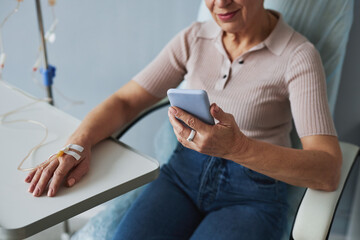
[223,10,277,62]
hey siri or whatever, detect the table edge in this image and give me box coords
[0,139,160,239]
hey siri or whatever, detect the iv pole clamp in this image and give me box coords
[35,0,55,105]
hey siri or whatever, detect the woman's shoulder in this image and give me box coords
[290,32,317,55]
[286,32,322,68]
[265,12,318,59]
[277,20,318,58]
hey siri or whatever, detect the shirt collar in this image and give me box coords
[197,19,222,39]
[264,11,294,56]
[196,11,294,56]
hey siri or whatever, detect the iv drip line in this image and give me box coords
[0,80,55,172]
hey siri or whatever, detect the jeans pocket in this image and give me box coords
[173,142,184,154]
[243,168,277,188]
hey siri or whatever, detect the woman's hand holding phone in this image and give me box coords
[167,90,249,159]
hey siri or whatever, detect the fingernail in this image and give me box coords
[25,176,31,182]
[214,104,220,112]
[168,107,177,115]
[33,188,40,196]
[28,184,35,193]
[47,188,53,197]
[68,178,75,187]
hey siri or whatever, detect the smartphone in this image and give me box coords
[167,89,215,125]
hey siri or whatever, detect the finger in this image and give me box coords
[33,159,59,197]
[66,159,90,188]
[29,166,45,193]
[48,156,76,197]
[168,108,192,143]
[27,157,53,193]
[25,169,36,183]
[210,103,233,126]
[169,106,208,132]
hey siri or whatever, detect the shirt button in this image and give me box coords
[223,74,227,79]
[239,60,244,64]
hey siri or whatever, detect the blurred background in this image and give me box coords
[0,0,359,239]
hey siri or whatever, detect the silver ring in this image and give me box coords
[186,129,196,142]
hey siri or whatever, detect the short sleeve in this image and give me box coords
[133,23,199,98]
[286,42,337,138]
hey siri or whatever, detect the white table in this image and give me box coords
[0,82,160,239]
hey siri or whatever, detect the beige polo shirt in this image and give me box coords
[134,13,336,147]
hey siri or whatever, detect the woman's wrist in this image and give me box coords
[226,133,252,163]
[67,132,92,149]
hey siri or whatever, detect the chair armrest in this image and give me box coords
[292,141,359,240]
[111,97,170,140]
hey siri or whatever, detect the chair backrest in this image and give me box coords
[264,0,354,115]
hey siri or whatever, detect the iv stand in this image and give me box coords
[35,4,71,238]
[35,0,54,105]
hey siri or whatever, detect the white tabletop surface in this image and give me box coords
[0,82,159,239]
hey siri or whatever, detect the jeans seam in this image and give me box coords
[197,157,214,210]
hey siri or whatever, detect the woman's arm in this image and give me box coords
[168,104,342,192]
[70,80,161,147]
[26,80,161,197]
[231,134,342,191]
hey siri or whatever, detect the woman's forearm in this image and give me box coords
[25,81,160,197]
[68,80,160,148]
[68,94,134,146]
[229,136,342,191]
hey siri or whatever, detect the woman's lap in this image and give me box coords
[190,204,285,240]
[112,167,204,240]
[112,145,287,240]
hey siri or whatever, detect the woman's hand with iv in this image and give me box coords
[23,81,161,197]
[25,138,91,197]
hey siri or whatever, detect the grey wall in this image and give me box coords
[0,0,200,158]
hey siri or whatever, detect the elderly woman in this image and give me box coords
[25,0,341,239]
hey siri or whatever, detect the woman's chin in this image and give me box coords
[217,22,244,34]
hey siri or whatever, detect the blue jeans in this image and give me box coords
[112,143,288,240]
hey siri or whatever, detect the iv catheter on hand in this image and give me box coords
[18,144,84,172]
